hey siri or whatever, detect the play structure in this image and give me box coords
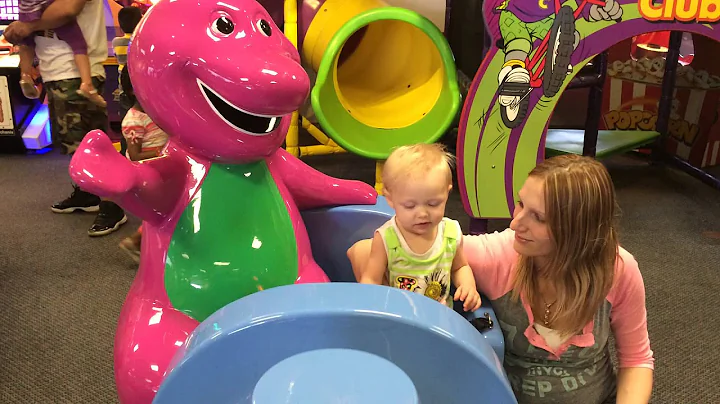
[67,0,512,402]
[61,0,720,402]
[457,0,720,231]
[152,201,513,403]
[278,0,461,191]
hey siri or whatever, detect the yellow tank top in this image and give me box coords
[378,217,461,307]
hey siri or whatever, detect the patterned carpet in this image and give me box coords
[0,149,718,403]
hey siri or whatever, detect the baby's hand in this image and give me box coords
[454,284,482,312]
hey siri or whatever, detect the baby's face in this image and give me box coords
[387,170,451,237]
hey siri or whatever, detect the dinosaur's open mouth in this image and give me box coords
[198,79,282,135]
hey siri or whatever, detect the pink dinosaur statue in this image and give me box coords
[68,1,377,402]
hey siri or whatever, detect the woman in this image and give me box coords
[348,154,654,403]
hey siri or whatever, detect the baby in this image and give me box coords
[348,143,481,312]
[18,0,106,107]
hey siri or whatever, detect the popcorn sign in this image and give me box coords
[600,38,720,168]
[602,81,704,152]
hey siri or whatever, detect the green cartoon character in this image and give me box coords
[496,0,623,127]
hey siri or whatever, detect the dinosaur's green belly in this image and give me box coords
[165,161,298,322]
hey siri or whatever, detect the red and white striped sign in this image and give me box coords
[601,77,720,168]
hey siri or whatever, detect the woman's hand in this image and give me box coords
[616,367,653,403]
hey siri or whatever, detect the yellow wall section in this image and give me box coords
[385,0,446,31]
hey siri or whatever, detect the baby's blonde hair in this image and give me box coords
[382,143,455,193]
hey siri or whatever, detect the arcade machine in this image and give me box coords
[0,4,52,154]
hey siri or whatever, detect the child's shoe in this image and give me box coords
[20,73,40,99]
[77,82,107,108]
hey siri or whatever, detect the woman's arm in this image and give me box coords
[617,367,653,403]
[461,228,517,300]
[608,249,655,403]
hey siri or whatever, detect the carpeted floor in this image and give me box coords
[0,149,718,403]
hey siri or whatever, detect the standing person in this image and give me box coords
[4,0,127,236]
[17,0,107,107]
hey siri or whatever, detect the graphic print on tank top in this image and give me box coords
[383,218,459,307]
[491,293,618,403]
[394,269,451,303]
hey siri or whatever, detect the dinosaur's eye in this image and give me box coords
[212,16,234,36]
[256,19,272,37]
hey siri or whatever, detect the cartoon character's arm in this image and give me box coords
[268,148,377,210]
[69,130,186,224]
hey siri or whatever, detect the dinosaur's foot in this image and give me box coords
[114,296,200,404]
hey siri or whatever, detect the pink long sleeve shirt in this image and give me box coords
[463,229,654,404]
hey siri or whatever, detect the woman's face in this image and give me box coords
[510,176,554,263]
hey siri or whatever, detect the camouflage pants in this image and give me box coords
[45,76,108,152]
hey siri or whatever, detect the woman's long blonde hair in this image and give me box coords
[511,154,620,336]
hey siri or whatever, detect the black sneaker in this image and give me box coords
[88,201,128,237]
[51,185,101,213]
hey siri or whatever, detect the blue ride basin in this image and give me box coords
[153,282,516,404]
[253,348,419,403]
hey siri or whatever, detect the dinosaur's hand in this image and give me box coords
[69,130,137,197]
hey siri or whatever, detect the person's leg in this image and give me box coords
[46,79,102,213]
[119,227,142,263]
[47,76,127,235]
[17,11,41,97]
[18,44,40,99]
[54,21,107,107]
[45,80,60,148]
[73,54,107,107]
[45,78,84,153]
[84,76,127,236]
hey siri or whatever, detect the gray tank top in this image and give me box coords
[491,293,618,403]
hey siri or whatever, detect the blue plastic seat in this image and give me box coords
[302,197,506,361]
[153,197,516,404]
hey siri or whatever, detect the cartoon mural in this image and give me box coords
[458,0,720,220]
[496,0,621,128]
